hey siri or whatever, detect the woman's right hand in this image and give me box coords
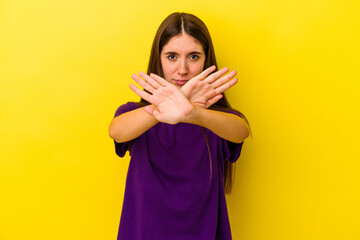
[130,72,194,125]
[180,66,238,108]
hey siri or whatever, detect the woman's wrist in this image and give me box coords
[183,103,202,125]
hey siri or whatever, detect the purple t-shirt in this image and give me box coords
[113,102,243,240]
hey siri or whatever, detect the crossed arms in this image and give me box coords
[109,66,249,143]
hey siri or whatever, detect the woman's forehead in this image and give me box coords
[162,33,204,53]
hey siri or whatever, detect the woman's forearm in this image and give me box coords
[108,107,159,143]
[184,104,249,143]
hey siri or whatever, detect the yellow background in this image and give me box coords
[1,0,359,239]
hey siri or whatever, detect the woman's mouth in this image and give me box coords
[174,80,188,86]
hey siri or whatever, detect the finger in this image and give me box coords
[214,78,238,94]
[211,70,237,88]
[129,83,153,103]
[205,67,230,84]
[132,73,156,93]
[149,73,169,87]
[205,94,223,108]
[138,71,161,89]
[194,65,217,81]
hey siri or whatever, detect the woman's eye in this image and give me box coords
[168,55,176,60]
[190,55,199,60]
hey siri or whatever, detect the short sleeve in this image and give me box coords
[112,102,140,158]
[224,140,244,163]
[221,109,247,163]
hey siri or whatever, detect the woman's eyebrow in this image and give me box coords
[163,51,203,55]
[188,51,203,55]
[163,51,178,55]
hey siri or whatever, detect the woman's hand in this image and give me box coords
[180,66,238,108]
[130,72,194,125]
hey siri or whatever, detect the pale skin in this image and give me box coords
[109,33,249,144]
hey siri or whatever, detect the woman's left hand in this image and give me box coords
[130,72,194,124]
[180,66,238,108]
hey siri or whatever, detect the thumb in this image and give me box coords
[143,105,155,115]
[205,94,223,108]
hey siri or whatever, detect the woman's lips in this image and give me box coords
[174,80,188,86]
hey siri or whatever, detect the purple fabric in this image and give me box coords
[113,102,243,240]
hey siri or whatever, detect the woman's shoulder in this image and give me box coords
[113,102,141,118]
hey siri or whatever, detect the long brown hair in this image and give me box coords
[138,12,250,193]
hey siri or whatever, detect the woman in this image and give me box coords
[109,12,250,240]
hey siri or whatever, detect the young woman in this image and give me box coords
[109,12,250,240]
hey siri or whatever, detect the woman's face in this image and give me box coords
[160,33,205,88]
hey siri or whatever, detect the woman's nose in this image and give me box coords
[178,59,189,76]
